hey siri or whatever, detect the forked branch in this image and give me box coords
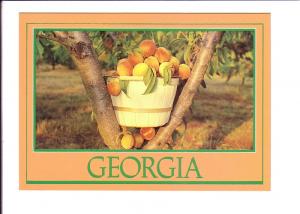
[143,31,224,150]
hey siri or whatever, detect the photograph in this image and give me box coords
[35,29,254,151]
[19,13,270,190]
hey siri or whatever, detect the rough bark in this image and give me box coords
[143,31,224,150]
[38,31,121,149]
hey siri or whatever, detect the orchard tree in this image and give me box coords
[36,36,75,70]
[37,31,223,149]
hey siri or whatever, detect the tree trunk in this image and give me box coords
[143,31,224,150]
[42,31,121,149]
[69,32,121,149]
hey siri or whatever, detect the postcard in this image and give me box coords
[19,13,270,190]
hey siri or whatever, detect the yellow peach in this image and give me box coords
[144,56,159,72]
[132,63,150,76]
[117,59,133,76]
[169,56,180,71]
[159,62,173,77]
[178,64,191,80]
[121,134,135,149]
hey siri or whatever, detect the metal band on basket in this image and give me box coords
[113,106,172,113]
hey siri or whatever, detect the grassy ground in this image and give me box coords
[36,65,253,150]
[176,76,253,150]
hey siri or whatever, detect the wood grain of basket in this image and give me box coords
[107,76,179,127]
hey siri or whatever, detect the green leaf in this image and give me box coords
[36,39,44,58]
[119,80,129,96]
[163,66,171,85]
[143,75,157,95]
[184,44,192,65]
[244,51,253,61]
[143,68,153,86]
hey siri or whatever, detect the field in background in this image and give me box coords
[36,65,253,150]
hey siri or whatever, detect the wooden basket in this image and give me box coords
[107,76,179,127]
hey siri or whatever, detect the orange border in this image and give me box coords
[19,13,270,190]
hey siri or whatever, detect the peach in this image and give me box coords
[132,63,149,76]
[154,47,171,63]
[118,58,128,65]
[178,64,191,80]
[133,133,144,148]
[169,56,180,71]
[144,56,159,72]
[128,51,144,66]
[139,40,157,58]
[117,59,133,76]
[140,127,156,141]
[121,134,135,149]
[107,79,121,96]
[159,62,173,77]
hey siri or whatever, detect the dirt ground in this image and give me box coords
[36,65,253,150]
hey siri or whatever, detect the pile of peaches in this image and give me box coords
[105,39,192,149]
[107,39,191,96]
[120,127,156,149]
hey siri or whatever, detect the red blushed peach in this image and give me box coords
[117,59,133,76]
[154,47,171,63]
[107,79,121,96]
[178,64,191,80]
[139,40,157,58]
[144,56,159,72]
[140,127,156,141]
[128,52,144,66]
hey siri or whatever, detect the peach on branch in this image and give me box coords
[154,47,171,63]
[139,40,157,58]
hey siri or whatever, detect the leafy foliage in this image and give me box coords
[208,31,254,83]
[35,31,75,69]
[35,30,254,84]
[89,30,254,84]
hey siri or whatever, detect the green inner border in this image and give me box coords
[32,27,256,153]
[25,22,263,185]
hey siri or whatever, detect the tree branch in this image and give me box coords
[143,31,224,150]
[38,31,121,149]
